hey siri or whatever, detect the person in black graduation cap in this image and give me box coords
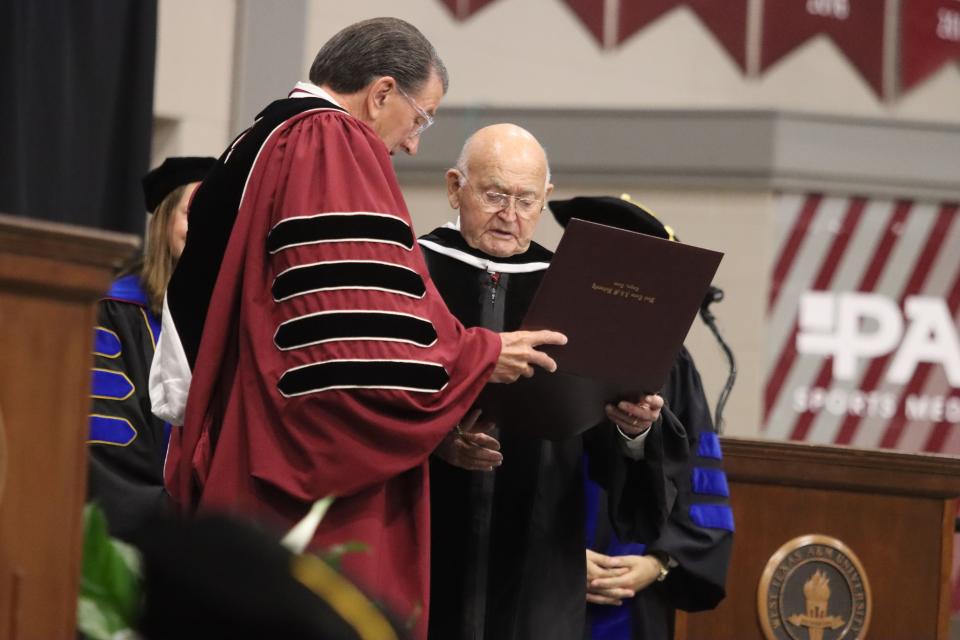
[87,156,215,541]
[551,195,734,640]
[135,513,407,640]
[419,124,679,640]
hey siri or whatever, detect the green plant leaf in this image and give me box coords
[404,601,423,631]
[77,597,125,640]
[281,496,335,553]
[319,541,369,570]
[77,504,142,640]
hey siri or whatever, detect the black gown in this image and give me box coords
[585,346,734,639]
[87,273,170,541]
[420,226,682,640]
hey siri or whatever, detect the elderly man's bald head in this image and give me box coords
[455,124,551,186]
[447,124,553,258]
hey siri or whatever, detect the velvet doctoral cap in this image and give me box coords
[549,194,677,241]
[142,156,216,213]
[136,514,405,639]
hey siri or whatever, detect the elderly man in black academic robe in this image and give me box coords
[420,124,680,640]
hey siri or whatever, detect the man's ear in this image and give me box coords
[365,76,396,121]
[446,169,463,209]
[544,182,555,201]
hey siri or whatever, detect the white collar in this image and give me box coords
[288,81,344,109]
[418,222,551,274]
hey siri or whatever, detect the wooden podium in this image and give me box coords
[0,214,137,640]
[680,437,960,640]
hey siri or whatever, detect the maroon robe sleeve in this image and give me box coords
[174,108,501,509]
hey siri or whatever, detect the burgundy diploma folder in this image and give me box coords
[479,218,723,439]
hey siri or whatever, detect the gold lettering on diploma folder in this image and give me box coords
[591,281,656,303]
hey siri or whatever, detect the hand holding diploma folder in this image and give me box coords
[479,219,723,439]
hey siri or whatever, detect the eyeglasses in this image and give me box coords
[396,86,434,138]
[464,181,544,219]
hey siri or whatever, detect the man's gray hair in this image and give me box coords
[309,17,449,94]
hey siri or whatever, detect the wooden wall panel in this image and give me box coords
[0,214,136,640]
[681,438,960,640]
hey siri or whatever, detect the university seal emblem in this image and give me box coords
[758,534,871,640]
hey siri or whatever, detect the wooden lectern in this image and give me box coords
[679,437,960,640]
[0,214,137,640]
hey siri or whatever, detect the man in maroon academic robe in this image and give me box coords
[153,18,564,637]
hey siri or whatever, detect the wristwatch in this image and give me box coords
[651,553,671,582]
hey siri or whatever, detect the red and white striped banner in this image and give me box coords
[765,194,960,613]
[765,193,960,453]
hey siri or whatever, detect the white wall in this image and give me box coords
[153,0,960,161]
[152,0,960,437]
[152,0,237,164]
[154,0,960,164]
[302,1,960,120]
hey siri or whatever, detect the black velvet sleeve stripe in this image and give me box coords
[277,359,449,397]
[267,213,414,254]
[274,310,437,350]
[272,260,426,301]
[166,97,344,369]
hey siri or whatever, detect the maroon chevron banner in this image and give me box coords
[438,0,501,20]
[760,0,887,95]
[901,0,960,90]
[619,0,748,68]
[438,0,958,98]
[561,0,606,44]
[561,0,748,68]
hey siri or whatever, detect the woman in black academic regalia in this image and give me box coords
[86,156,214,541]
